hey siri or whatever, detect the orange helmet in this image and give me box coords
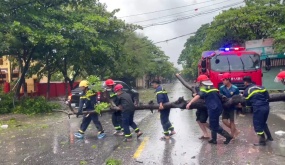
[196,75,209,83]
[114,84,123,92]
[222,72,231,80]
[275,71,285,82]
[105,79,115,86]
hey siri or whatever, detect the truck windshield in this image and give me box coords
[210,54,260,72]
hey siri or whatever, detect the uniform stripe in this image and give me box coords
[125,134,132,137]
[200,88,219,93]
[246,89,267,100]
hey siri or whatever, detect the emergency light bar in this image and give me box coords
[219,47,245,51]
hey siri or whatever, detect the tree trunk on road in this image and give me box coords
[63,92,285,117]
[61,74,285,117]
[175,73,199,94]
[175,73,285,108]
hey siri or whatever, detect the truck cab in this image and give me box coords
[198,47,262,92]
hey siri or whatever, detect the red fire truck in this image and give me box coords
[198,47,265,91]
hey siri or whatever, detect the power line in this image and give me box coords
[129,32,196,51]
[141,2,243,28]
[153,32,196,44]
[118,0,221,18]
[130,0,236,24]
[142,2,243,28]
[137,16,239,49]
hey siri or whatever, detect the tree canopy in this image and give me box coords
[179,1,285,78]
[0,0,177,97]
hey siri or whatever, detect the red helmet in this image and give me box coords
[196,75,209,83]
[114,84,123,92]
[275,71,285,82]
[222,73,231,80]
[105,79,115,86]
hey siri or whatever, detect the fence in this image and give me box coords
[2,82,79,98]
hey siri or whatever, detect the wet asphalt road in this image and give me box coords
[1,81,285,165]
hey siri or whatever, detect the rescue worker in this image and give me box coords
[113,84,143,142]
[193,85,210,139]
[219,73,240,138]
[105,79,123,136]
[74,80,105,139]
[242,76,273,146]
[186,75,233,144]
[151,80,176,140]
[274,71,285,85]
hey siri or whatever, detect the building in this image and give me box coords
[0,56,19,84]
[245,38,285,90]
[0,56,47,93]
[136,75,148,88]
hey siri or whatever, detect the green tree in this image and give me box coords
[245,0,282,6]
[178,24,210,78]
[179,2,285,78]
[0,0,77,97]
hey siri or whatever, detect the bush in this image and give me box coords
[13,96,60,115]
[0,92,15,114]
[106,158,122,165]
[0,91,61,115]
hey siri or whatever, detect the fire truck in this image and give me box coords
[197,47,271,91]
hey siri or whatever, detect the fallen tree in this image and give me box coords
[55,74,285,118]
[175,73,196,94]
[175,73,285,108]
[54,96,205,118]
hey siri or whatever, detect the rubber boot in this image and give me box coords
[254,134,266,146]
[208,131,217,144]
[220,129,233,144]
[264,124,273,141]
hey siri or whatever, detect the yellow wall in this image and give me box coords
[0,55,48,93]
[0,56,11,82]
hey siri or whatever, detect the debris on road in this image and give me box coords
[275,131,285,136]
[135,160,143,163]
[0,125,8,129]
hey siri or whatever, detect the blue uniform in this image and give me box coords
[77,89,103,134]
[198,86,232,143]
[243,84,270,135]
[198,86,223,132]
[156,85,169,103]
[194,86,208,123]
[155,85,174,136]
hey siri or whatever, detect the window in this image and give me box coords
[117,82,130,90]
[210,54,260,72]
[0,74,6,79]
[12,73,19,78]
[0,58,3,65]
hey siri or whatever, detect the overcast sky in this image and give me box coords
[99,0,244,70]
